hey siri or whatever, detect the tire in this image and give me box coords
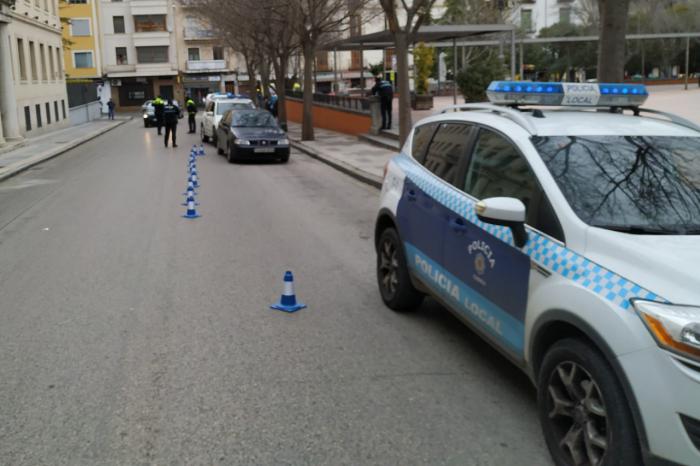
[217,138,224,155]
[376,228,423,311]
[537,338,641,466]
[279,154,289,163]
[227,145,237,164]
[144,119,149,128]
[200,125,209,143]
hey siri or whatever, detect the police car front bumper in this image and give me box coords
[618,346,700,465]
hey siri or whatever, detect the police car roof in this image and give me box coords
[215,97,253,103]
[428,108,700,137]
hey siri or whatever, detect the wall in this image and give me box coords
[69,100,102,125]
[60,0,101,78]
[285,98,371,135]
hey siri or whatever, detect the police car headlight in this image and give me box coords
[234,139,251,146]
[633,300,700,362]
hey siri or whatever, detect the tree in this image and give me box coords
[597,0,632,81]
[379,0,439,145]
[294,0,367,141]
[455,49,504,102]
[413,42,433,94]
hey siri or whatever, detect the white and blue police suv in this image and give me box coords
[375,82,700,466]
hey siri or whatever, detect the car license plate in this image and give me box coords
[254,147,275,153]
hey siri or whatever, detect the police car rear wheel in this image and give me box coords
[538,338,641,466]
[377,228,423,311]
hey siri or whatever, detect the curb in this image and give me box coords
[290,139,383,190]
[0,117,131,183]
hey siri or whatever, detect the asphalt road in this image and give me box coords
[0,118,552,465]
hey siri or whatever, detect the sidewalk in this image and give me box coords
[287,122,395,189]
[0,116,131,182]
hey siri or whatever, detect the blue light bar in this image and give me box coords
[486,81,648,107]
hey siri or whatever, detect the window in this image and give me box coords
[411,123,436,162]
[421,123,472,185]
[54,101,59,121]
[68,0,87,3]
[71,18,90,36]
[24,106,31,131]
[61,100,66,119]
[116,47,128,64]
[36,104,42,128]
[17,38,27,81]
[462,128,562,239]
[113,16,125,33]
[212,46,224,60]
[46,102,51,124]
[29,41,37,81]
[136,46,168,63]
[56,47,62,79]
[39,44,47,81]
[521,9,533,31]
[133,15,166,32]
[48,45,55,80]
[559,7,571,24]
[187,47,200,61]
[74,51,94,68]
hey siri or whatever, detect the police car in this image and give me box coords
[200,96,255,145]
[376,82,700,466]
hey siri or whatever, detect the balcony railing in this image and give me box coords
[186,59,227,71]
[104,64,137,74]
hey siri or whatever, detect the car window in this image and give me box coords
[216,102,254,115]
[231,112,276,127]
[420,123,471,185]
[462,128,563,240]
[411,123,437,163]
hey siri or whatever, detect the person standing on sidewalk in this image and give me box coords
[153,96,165,135]
[107,99,116,120]
[163,99,180,148]
[186,96,197,133]
[371,76,394,130]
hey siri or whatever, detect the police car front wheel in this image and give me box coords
[376,228,423,311]
[538,338,641,466]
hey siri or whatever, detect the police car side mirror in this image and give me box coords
[476,197,528,248]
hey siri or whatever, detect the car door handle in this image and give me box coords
[449,217,468,232]
[406,189,417,202]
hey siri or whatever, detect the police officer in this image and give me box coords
[163,98,180,148]
[186,96,196,133]
[153,95,165,135]
[371,76,394,130]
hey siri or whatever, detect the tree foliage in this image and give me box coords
[413,42,434,94]
[456,50,504,102]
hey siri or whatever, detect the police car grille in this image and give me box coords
[681,414,700,452]
[250,140,278,146]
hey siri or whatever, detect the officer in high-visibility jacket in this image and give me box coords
[371,77,394,130]
[153,96,165,135]
[186,97,197,133]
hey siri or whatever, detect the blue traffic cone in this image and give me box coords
[198,144,205,156]
[182,181,198,195]
[270,271,306,313]
[189,173,200,188]
[181,191,199,206]
[182,199,201,219]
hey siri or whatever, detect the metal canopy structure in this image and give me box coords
[323,24,518,104]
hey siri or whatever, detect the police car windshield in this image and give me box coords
[534,135,700,235]
[231,111,276,128]
[217,102,253,115]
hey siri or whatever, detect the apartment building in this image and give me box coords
[173,0,243,102]
[60,0,102,79]
[99,0,180,109]
[0,0,69,144]
[511,0,585,35]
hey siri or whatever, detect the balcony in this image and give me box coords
[183,27,216,41]
[104,64,137,74]
[186,59,227,72]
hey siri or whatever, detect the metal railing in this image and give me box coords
[287,91,371,113]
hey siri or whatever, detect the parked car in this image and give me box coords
[215,109,290,163]
[142,99,183,127]
[200,97,255,144]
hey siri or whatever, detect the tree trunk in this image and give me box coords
[394,31,412,146]
[274,55,289,128]
[597,0,630,82]
[302,39,315,141]
[260,60,272,101]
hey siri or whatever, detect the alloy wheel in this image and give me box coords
[546,361,609,466]
[378,238,399,297]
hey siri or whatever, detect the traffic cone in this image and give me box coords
[182,181,198,195]
[198,144,205,156]
[270,271,307,313]
[181,191,199,206]
[189,173,199,188]
[182,199,201,219]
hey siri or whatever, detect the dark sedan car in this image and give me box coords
[215,110,290,163]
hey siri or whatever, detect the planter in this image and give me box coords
[411,94,433,110]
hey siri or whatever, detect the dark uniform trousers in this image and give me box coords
[188,114,196,133]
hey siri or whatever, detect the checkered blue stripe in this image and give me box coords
[394,154,662,311]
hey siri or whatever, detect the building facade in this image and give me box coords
[510,0,585,35]
[173,0,244,103]
[0,0,69,144]
[98,0,180,109]
[60,0,102,79]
